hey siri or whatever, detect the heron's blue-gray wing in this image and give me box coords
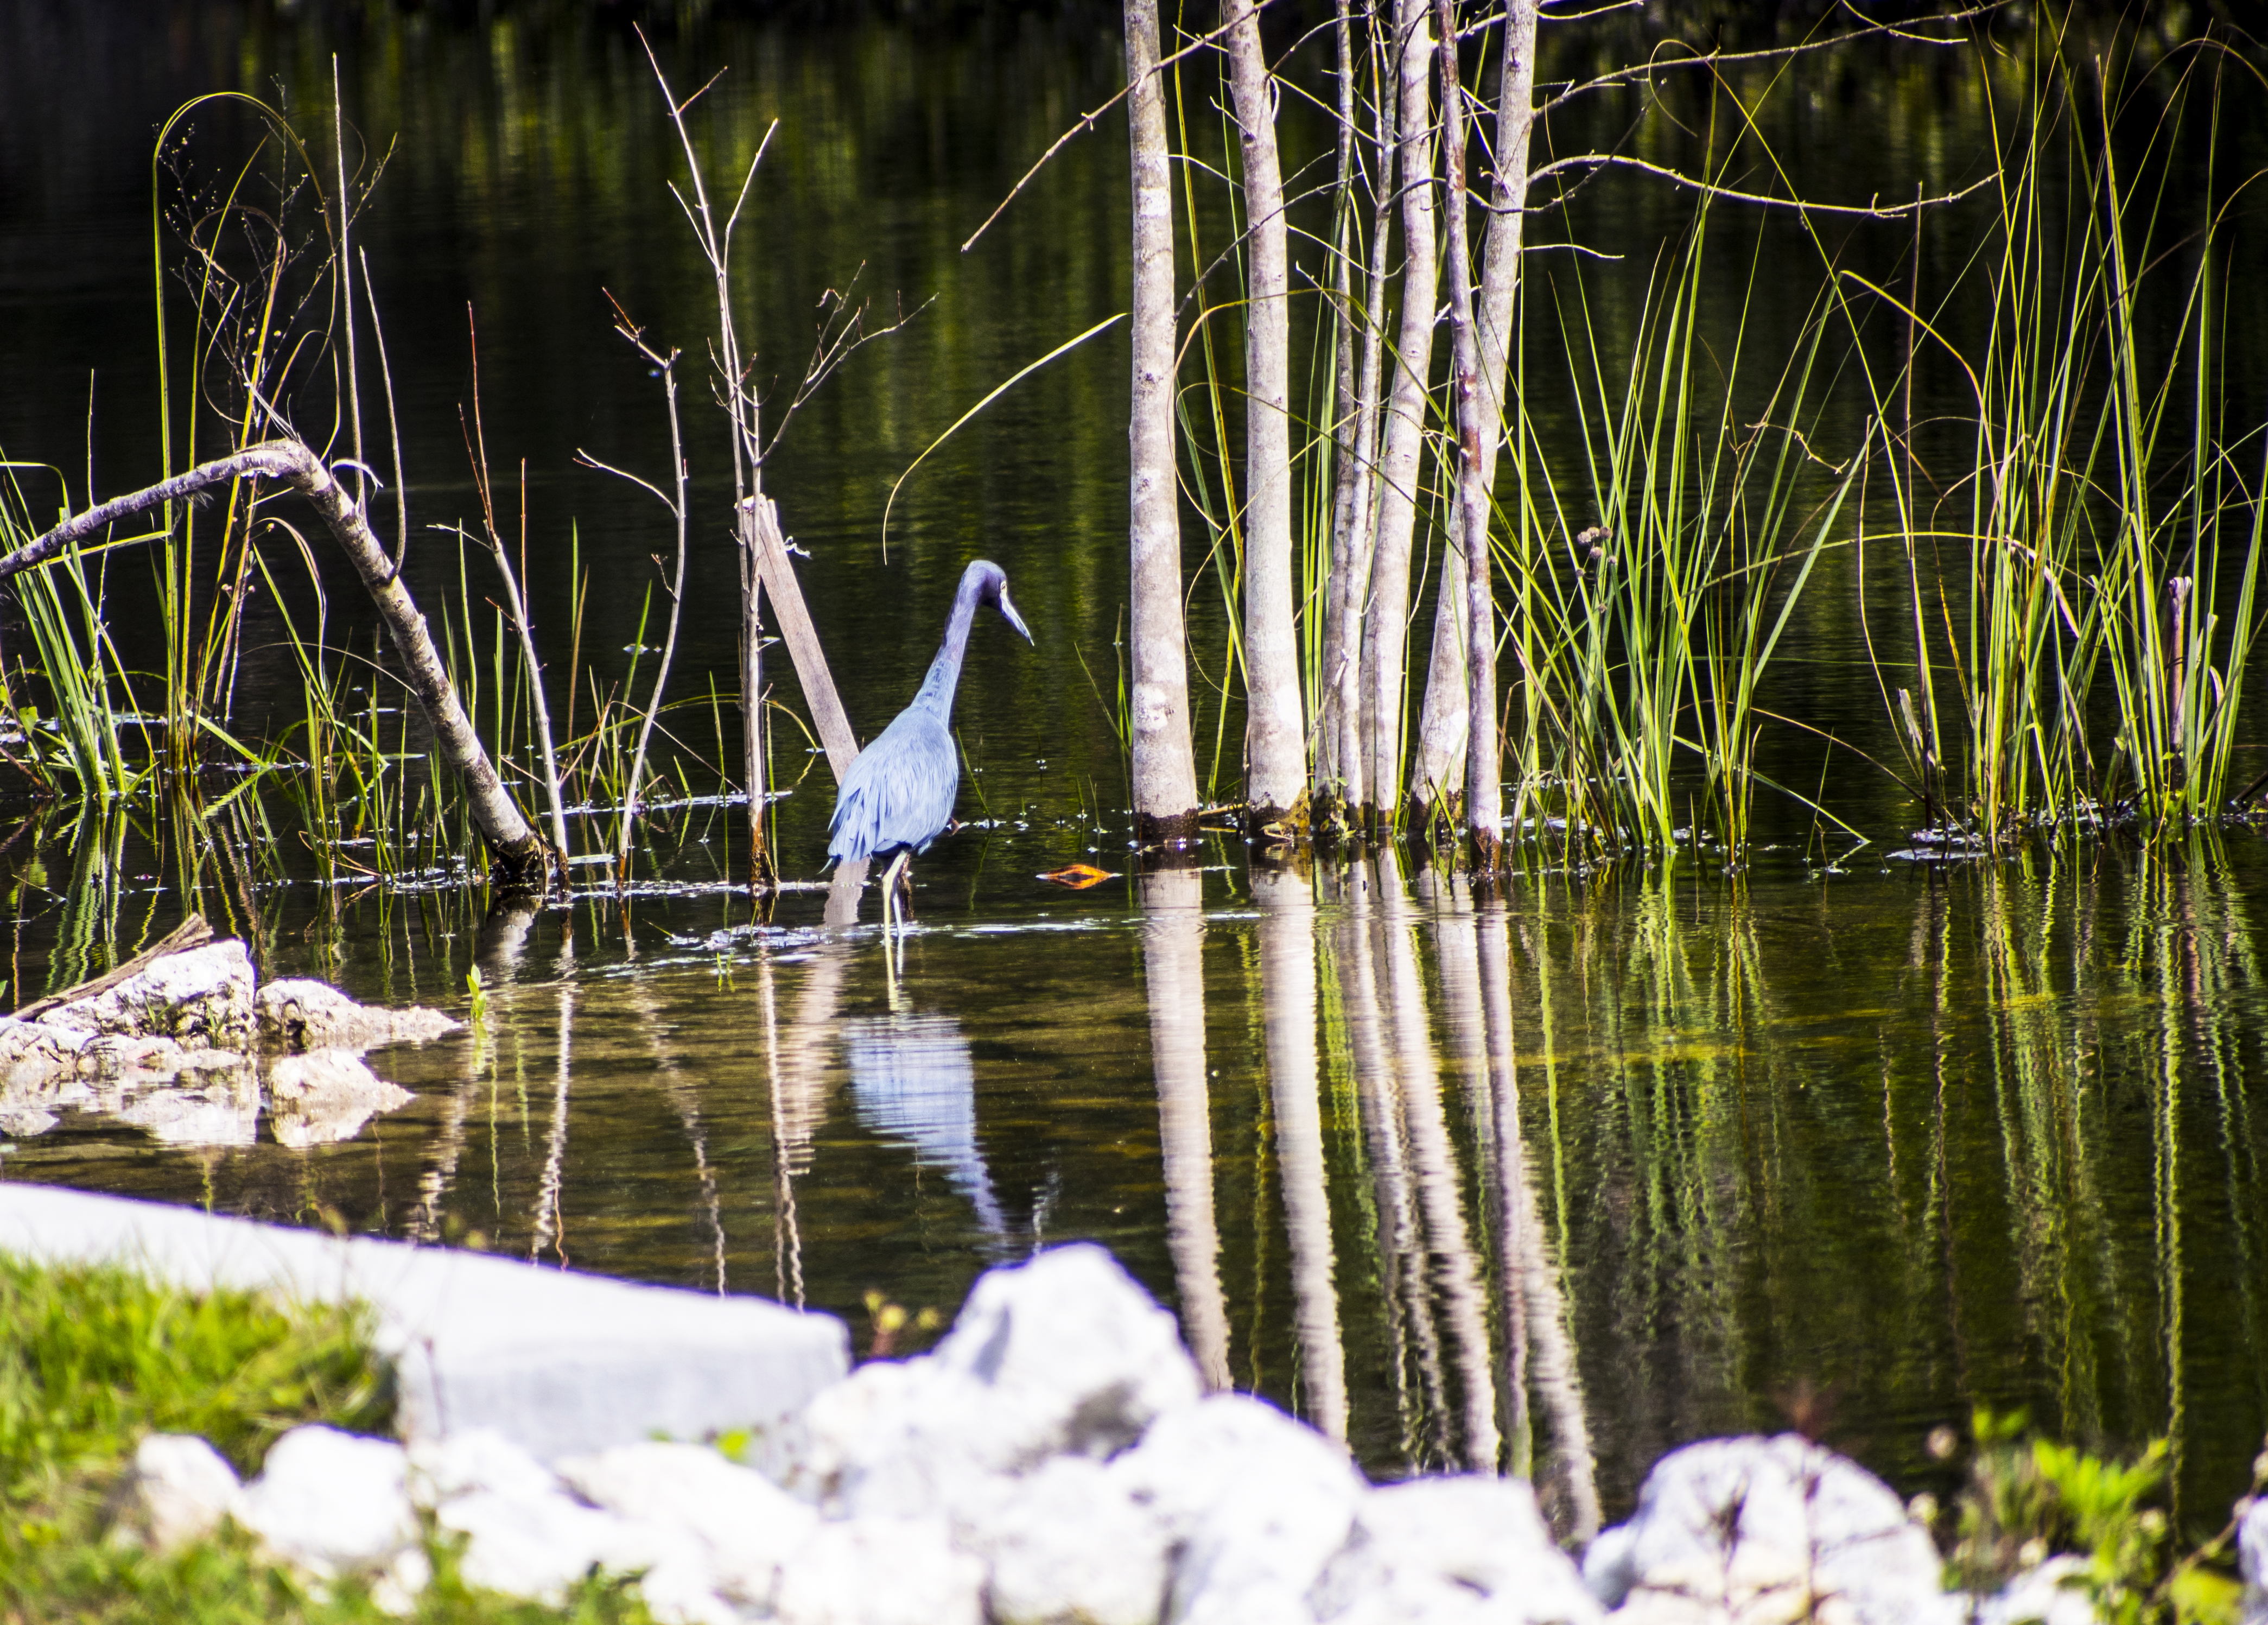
[827,710,962,864]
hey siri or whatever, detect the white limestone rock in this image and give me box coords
[1310,1475,1601,1625]
[408,1426,562,1506]
[1110,1393,1366,1625]
[240,1425,418,1579]
[1581,1436,1956,1625]
[2240,1496,2267,1625]
[39,940,256,1049]
[782,1243,1200,1519]
[268,1050,412,1148]
[556,1440,819,1611]
[773,1513,985,1625]
[116,1073,261,1147]
[110,1433,247,1552]
[1973,1556,2099,1625]
[436,1484,733,1624]
[954,1453,1172,1625]
[929,1242,1201,1458]
[257,979,460,1052]
[0,1015,99,1080]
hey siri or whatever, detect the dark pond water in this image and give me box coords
[3,0,2267,1548]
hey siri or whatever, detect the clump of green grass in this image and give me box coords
[1934,1406,2256,1625]
[0,1254,652,1625]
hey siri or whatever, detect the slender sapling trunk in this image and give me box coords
[1432,0,1503,872]
[1409,0,1536,842]
[1127,0,1203,845]
[1361,0,1441,829]
[1225,0,1307,832]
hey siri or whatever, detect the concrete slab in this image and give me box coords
[0,1183,849,1462]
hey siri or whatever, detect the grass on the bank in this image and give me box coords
[0,1253,655,1625]
[1938,1407,2257,1625]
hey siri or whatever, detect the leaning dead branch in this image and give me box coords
[0,441,554,890]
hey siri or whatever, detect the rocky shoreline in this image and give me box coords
[0,925,455,1148]
[110,1245,2268,1625]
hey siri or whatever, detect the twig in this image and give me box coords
[461,306,571,866]
[593,290,694,868]
[13,913,214,1019]
[1526,152,1992,216]
[1529,3,1999,117]
[359,249,409,575]
[959,3,1290,253]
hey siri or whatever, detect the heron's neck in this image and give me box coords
[910,570,984,720]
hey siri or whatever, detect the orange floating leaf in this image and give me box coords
[1038,863,1114,890]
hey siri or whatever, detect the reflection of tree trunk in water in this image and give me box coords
[410,1063,475,1245]
[780,947,848,1169]
[1139,866,1230,1391]
[530,980,576,1266]
[1253,863,1348,1443]
[825,856,869,930]
[1333,860,1435,1464]
[766,943,852,1307]
[1474,899,1600,1543]
[1381,848,1500,1472]
[624,980,729,1296]
[411,901,541,1244]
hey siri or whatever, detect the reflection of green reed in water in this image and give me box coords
[0,789,494,1008]
[1500,853,2268,1524]
[1943,847,2268,1530]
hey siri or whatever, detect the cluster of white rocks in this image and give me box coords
[107,1242,2268,1625]
[0,937,453,1146]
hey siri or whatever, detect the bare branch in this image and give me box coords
[1532,3,1999,116]
[960,1,1291,254]
[1526,151,1992,215]
[573,452,677,513]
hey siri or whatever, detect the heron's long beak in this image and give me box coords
[997,587,1035,645]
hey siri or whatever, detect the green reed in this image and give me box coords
[1833,26,2266,844]
[1503,192,1857,859]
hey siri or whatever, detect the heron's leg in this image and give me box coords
[879,851,911,937]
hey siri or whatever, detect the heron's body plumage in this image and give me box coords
[827,704,960,866]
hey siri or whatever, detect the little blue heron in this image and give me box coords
[828,558,1033,935]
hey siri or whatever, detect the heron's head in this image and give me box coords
[969,558,1035,645]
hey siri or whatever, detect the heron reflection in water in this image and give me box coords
[827,559,1033,937]
[843,1011,1009,1243]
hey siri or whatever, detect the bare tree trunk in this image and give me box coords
[2,441,551,888]
[1432,0,1509,873]
[1313,0,1360,818]
[1225,0,1306,833]
[1127,0,1202,846]
[738,508,776,890]
[1316,1,1393,827]
[1411,0,1538,847]
[1360,0,1440,830]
